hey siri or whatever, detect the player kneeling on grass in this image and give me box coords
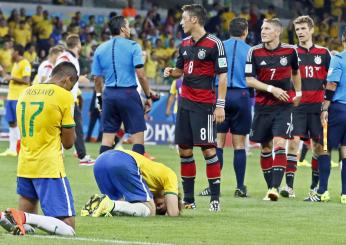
[0,62,78,236]
[81,149,181,217]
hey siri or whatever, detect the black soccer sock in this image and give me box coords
[286,154,297,188]
[216,147,224,170]
[311,154,319,189]
[260,152,273,189]
[181,155,196,203]
[99,145,112,154]
[206,154,221,202]
[299,143,309,162]
[272,148,286,189]
[132,144,145,155]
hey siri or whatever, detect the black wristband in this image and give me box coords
[324,89,335,101]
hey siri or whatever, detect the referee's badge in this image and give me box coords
[280,56,288,66]
[314,55,322,65]
[198,49,206,60]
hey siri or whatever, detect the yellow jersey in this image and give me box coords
[8,59,31,100]
[16,83,75,178]
[31,14,43,25]
[169,80,179,113]
[0,26,9,37]
[121,150,179,196]
[37,20,53,39]
[13,28,32,47]
[0,49,13,73]
[24,51,38,64]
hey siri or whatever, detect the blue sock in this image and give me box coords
[132,144,145,155]
[318,155,331,194]
[342,159,346,194]
[216,148,224,170]
[234,149,246,188]
[99,145,112,154]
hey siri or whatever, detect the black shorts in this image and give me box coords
[217,89,251,135]
[175,106,216,147]
[291,104,322,140]
[250,104,293,143]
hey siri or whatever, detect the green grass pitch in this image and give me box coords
[0,142,345,245]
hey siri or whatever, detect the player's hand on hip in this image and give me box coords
[321,111,328,125]
[271,87,290,102]
[214,107,225,123]
[292,95,301,107]
[164,67,173,78]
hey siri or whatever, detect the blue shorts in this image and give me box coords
[101,87,146,134]
[93,150,153,202]
[5,100,17,123]
[323,102,346,149]
[217,89,251,135]
[17,177,75,217]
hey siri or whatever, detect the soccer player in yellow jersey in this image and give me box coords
[0,62,78,236]
[82,149,181,217]
[0,45,31,157]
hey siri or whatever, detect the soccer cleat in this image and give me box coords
[331,161,339,168]
[4,208,26,235]
[297,160,311,167]
[341,195,346,204]
[0,212,15,232]
[234,186,248,198]
[279,186,296,198]
[199,187,211,196]
[263,190,271,201]
[304,191,330,202]
[81,194,114,217]
[79,155,95,166]
[268,188,279,201]
[209,200,221,212]
[183,201,196,209]
[0,149,17,157]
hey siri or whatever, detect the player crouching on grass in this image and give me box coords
[0,62,78,236]
[81,149,182,217]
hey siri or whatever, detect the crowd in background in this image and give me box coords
[0,0,346,86]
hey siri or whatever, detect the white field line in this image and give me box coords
[5,234,175,245]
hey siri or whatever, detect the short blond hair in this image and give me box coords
[66,34,80,49]
[293,15,314,29]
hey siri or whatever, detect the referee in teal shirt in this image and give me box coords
[92,16,152,155]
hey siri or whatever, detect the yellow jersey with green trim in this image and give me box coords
[16,83,75,178]
[121,150,179,196]
[8,59,31,100]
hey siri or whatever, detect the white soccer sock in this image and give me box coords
[14,126,20,140]
[112,201,151,217]
[0,212,13,232]
[9,127,17,152]
[25,213,75,236]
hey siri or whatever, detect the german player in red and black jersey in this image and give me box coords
[280,16,331,199]
[164,4,228,212]
[246,18,302,201]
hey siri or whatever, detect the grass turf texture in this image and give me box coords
[0,142,345,245]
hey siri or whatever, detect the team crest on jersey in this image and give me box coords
[280,56,288,66]
[314,55,322,65]
[198,49,206,59]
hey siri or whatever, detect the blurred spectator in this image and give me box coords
[0,18,9,38]
[265,4,277,20]
[122,0,137,19]
[150,4,161,26]
[13,20,31,48]
[221,6,236,33]
[37,10,53,57]
[0,38,13,73]
[24,43,38,64]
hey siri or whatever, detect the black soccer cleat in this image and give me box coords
[234,185,248,198]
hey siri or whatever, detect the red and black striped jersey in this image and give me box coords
[296,44,330,104]
[175,33,228,110]
[246,43,299,106]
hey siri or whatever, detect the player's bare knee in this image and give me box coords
[232,134,246,150]
[201,146,216,157]
[261,141,273,153]
[217,133,226,148]
[131,132,144,145]
[288,138,300,154]
[340,146,346,159]
[273,137,286,149]
[178,145,193,157]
